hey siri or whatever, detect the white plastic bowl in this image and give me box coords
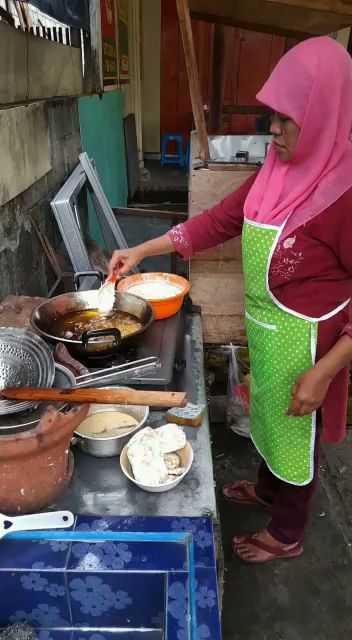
[120,441,194,493]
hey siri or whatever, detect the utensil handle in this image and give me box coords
[75,356,159,387]
[9,511,74,532]
[74,270,104,291]
[2,387,187,408]
[75,357,160,388]
[82,328,121,350]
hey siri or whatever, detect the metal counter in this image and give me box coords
[54,313,217,520]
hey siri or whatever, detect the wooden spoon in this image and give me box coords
[1,387,187,409]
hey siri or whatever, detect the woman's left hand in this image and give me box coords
[287,366,332,417]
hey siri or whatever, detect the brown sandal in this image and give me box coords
[222,480,271,508]
[234,532,303,564]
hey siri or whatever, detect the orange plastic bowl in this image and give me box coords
[117,273,191,320]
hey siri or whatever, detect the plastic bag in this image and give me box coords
[226,346,251,438]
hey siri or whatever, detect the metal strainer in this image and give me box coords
[0,328,55,415]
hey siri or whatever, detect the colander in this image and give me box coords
[0,328,55,415]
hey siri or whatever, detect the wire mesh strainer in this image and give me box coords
[0,328,55,415]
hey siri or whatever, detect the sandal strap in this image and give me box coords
[223,481,270,507]
[239,535,301,557]
[223,480,255,497]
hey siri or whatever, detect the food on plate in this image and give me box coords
[126,280,182,301]
[127,427,169,485]
[155,423,187,453]
[126,425,186,486]
[164,452,181,470]
[77,411,138,439]
[55,309,142,341]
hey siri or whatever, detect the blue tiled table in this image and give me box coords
[0,516,221,640]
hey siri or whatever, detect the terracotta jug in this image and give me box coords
[0,405,88,514]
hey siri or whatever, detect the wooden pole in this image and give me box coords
[209,24,225,133]
[176,0,209,161]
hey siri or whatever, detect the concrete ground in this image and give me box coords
[211,421,352,640]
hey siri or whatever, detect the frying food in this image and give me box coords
[55,309,142,341]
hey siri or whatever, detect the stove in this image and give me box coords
[86,311,184,388]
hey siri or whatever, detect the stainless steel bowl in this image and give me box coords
[73,387,149,457]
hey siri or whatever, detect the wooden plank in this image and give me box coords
[223,26,241,108]
[206,162,260,171]
[269,33,286,71]
[265,0,352,14]
[188,131,256,343]
[238,31,273,105]
[189,165,256,214]
[190,273,245,312]
[191,256,243,272]
[189,0,352,36]
[222,104,268,115]
[209,24,226,133]
[161,0,182,134]
[3,387,187,409]
[85,0,103,95]
[202,315,247,344]
[191,237,243,262]
[114,207,188,222]
[176,0,209,160]
[190,272,246,344]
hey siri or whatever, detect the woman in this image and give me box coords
[109,37,352,563]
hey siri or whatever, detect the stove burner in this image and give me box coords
[82,312,183,388]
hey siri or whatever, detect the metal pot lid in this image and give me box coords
[0,328,55,416]
[0,363,75,435]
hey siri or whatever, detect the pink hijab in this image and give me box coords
[244,36,352,239]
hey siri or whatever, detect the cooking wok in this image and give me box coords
[31,288,154,359]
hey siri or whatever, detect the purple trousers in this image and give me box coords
[255,422,321,544]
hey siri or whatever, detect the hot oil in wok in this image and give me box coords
[57,309,143,341]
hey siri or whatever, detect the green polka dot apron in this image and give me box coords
[242,219,318,485]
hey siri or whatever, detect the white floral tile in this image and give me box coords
[74,516,216,568]
[67,540,187,572]
[0,572,69,628]
[68,572,165,629]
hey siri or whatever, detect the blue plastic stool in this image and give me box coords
[161,133,185,168]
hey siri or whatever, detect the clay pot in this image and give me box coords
[0,405,88,514]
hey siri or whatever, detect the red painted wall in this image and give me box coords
[160,0,297,138]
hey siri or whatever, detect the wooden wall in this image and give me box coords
[160,0,213,142]
[188,133,256,344]
[160,0,297,139]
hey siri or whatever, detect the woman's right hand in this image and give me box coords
[108,246,144,278]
